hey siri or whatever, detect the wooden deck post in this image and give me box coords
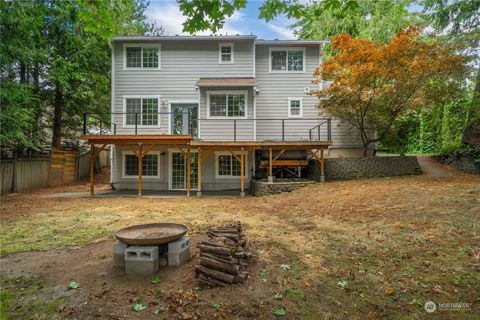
[268,148,273,183]
[138,144,143,196]
[320,148,325,183]
[240,147,245,197]
[186,145,191,197]
[197,148,202,197]
[90,144,95,196]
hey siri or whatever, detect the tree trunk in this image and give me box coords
[461,65,480,145]
[52,84,63,148]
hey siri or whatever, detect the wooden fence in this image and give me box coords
[0,149,109,194]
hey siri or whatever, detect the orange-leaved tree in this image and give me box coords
[312,27,467,156]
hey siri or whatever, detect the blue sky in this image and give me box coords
[146,0,295,39]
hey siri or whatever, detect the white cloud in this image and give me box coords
[146,2,245,36]
[265,21,295,39]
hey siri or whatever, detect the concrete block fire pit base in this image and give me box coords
[113,240,128,267]
[168,236,191,267]
[125,246,159,275]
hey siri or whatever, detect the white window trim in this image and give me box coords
[122,151,161,179]
[207,90,248,120]
[288,97,303,118]
[215,151,248,179]
[168,148,199,191]
[219,42,234,64]
[122,95,161,129]
[269,47,306,73]
[123,43,161,70]
[167,100,199,135]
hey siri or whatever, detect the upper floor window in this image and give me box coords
[219,43,234,63]
[124,97,160,127]
[270,48,305,72]
[124,44,160,69]
[208,91,247,118]
[288,98,303,118]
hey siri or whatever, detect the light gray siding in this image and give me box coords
[255,44,363,147]
[111,145,252,191]
[113,39,255,137]
[198,87,254,141]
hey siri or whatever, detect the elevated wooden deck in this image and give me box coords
[79,135,330,197]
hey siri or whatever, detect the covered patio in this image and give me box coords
[80,134,332,197]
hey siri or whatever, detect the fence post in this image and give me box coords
[11,152,17,193]
[114,123,117,135]
[282,119,285,141]
[83,113,87,135]
[318,125,321,141]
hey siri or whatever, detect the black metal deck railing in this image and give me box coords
[82,112,332,142]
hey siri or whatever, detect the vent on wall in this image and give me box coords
[304,87,311,94]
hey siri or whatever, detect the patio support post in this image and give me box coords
[197,148,202,197]
[240,147,245,197]
[90,144,95,196]
[268,148,273,183]
[320,148,325,183]
[138,143,143,196]
[186,145,191,197]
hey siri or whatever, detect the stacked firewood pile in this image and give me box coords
[195,221,254,287]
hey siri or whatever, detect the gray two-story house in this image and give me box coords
[81,35,363,196]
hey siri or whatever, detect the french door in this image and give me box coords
[170,151,198,190]
[171,103,198,137]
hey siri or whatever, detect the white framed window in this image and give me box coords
[219,43,234,63]
[123,96,161,128]
[288,97,303,118]
[269,47,305,72]
[122,151,160,179]
[215,151,248,178]
[207,90,248,119]
[123,44,161,70]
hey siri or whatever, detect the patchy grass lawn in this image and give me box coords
[1,173,479,319]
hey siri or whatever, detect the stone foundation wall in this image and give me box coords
[308,156,421,181]
[251,179,315,197]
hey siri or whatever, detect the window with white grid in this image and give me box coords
[125,45,160,69]
[270,48,304,72]
[124,98,159,127]
[219,43,233,63]
[216,152,246,178]
[208,92,246,118]
[126,98,141,125]
[142,99,158,125]
[126,47,142,68]
[124,153,159,177]
[288,98,303,118]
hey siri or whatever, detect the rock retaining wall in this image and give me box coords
[308,156,421,181]
[250,179,315,197]
[436,154,480,174]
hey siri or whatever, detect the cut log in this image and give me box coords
[198,274,228,287]
[208,232,239,241]
[195,265,234,284]
[200,252,237,265]
[200,257,239,275]
[198,245,231,256]
[201,237,236,248]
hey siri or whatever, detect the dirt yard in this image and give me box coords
[1,160,479,319]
